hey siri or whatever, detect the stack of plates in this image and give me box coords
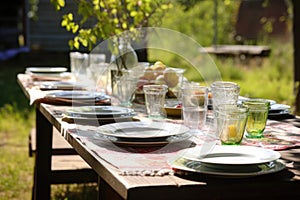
[169,145,285,178]
[41,91,111,105]
[26,67,68,74]
[34,81,85,90]
[26,67,72,80]
[46,90,106,100]
[268,104,291,119]
[95,121,192,147]
[64,106,136,122]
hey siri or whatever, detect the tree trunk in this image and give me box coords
[293,0,300,115]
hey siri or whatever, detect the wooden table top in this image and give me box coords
[17,73,300,199]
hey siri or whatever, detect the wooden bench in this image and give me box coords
[29,127,98,184]
[200,45,271,59]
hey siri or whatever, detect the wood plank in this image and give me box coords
[29,127,94,170]
[29,127,74,156]
[201,45,271,57]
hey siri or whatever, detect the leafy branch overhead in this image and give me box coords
[50,0,172,50]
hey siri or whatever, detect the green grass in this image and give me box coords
[0,104,34,200]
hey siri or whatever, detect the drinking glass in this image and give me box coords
[215,104,248,145]
[143,84,168,118]
[181,85,208,133]
[89,53,106,65]
[69,51,89,81]
[86,54,107,91]
[210,81,240,111]
[242,99,270,138]
[116,70,139,107]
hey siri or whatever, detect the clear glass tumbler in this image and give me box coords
[181,85,208,133]
[116,71,139,107]
[143,84,168,118]
[69,51,89,81]
[210,81,240,111]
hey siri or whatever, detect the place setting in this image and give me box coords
[167,81,290,179]
[33,81,86,91]
[62,105,137,124]
[168,145,285,178]
[30,90,111,106]
[94,121,193,148]
[25,66,73,81]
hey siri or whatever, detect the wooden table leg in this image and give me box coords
[32,107,53,200]
[98,176,124,200]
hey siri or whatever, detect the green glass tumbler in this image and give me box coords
[215,104,248,145]
[242,99,270,138]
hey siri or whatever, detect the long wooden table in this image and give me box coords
[17,73,300,200]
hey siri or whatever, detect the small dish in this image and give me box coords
[165,107,182,118]
[165,99,182,118]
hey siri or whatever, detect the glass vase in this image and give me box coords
[110,36,138,93]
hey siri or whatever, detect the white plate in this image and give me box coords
[26,67,68,73]
[95,132,192,147]
[29,72,71,77]
[28,72,73,81]
[237,97,276,106]
[45,91,108,101]
[169,157,285,178]
[35,81,84,90]
[268,109,290,116]
[65,106,135,118]
[63,113,135,122]
[96,121,190,140]
[270,104,291,112]
[179,145,281,165]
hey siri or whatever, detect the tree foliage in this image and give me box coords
[50,0,172,50]
[160,0,240,47]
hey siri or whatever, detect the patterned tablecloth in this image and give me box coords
[243,120,300,150]
[63,119,300,176]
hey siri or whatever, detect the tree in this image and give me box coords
[50,0,172,50]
